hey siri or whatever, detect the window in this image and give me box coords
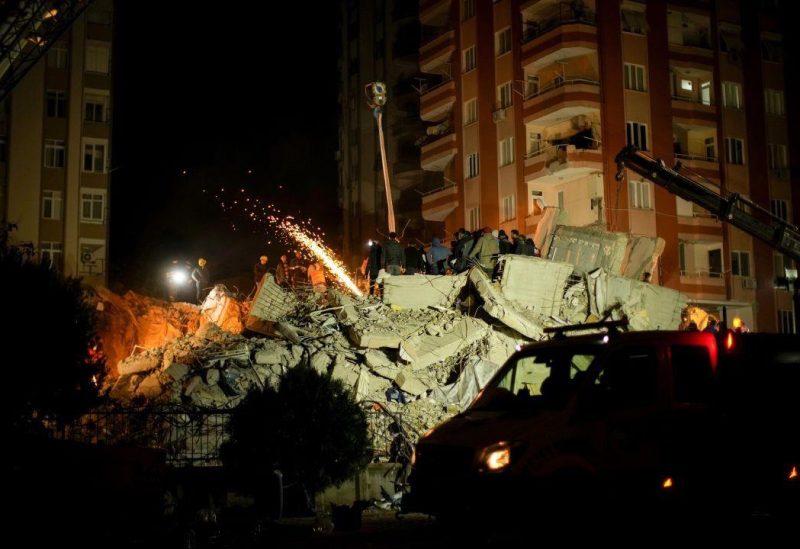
[597,347,659,410]
[466,152,480,178]
[83,139,107,173]
[84,93,108,123]
[47,46,67,69]
[708,248,723,277]
[623,63,646,91]
[42,190,62,220]
[499,137,515,166]
[463,46,476,72]
[496,28,511,56]
[464,98,477,125]
[678,241,686,273]
[46,90,66,118]
[621,9,646,34]
[85,44,110,73]
[722,82,741,108]
[700,81,712,105]
[40,241,62,268]
[80,189,106,223]
[768,144,787,172]
[626,121,648,150]
[764,89,785,115]
[680,79,693,91]
[730,250,751,277]
[770,199,788,221]
[777,310,796,334]
[629,180,651,209]
[774,253,788,280]
[44,139,66,168]
[761,40,783,63]
[724,137,744,165]
[502,194,516,222]
[497,81,512,108]
[468,207,481,231]
[671,345,714,403]
[463,0,475,20]
[705,137,716,160]
[526,74,539,98]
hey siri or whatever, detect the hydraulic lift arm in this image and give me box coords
[615,145,800,263]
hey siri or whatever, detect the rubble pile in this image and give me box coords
[93,226,688,461]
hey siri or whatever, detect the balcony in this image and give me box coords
[524,143,602,185]
[420,29,455,74]
[420,131,456,171]
[521,21,597,72]
[671,96,717,126]
[421,182,459,222]
[523,78,600,125]
[420,79,456,122]
[420,0,451,27]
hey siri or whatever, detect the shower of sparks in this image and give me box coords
[212,187,363,296]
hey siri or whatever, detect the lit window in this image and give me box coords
[466,152,480,178]
[722,82,741,109]
[499,137,515,167]
[502,194,516,222]
[629,180,651,209]
[680,79,693,91]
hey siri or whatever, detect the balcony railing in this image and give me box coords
[417,127,455,148]
[419,179,458,197]
[675,152,717,162]
[524,77,600,100]
[681,269,723,279]
[522,9,596,44]
[525,140,600,163]
[672,94,713,107]
[419,75,453,96]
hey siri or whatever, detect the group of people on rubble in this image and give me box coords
[252,251,328,294]
[361,227,540,295]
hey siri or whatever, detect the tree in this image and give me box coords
[221,365,371,500]
[1,236,103,433]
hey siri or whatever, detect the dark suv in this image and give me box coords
[405,329,799,522]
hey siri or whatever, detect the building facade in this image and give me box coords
[338,0,446,268]
[417,0,796,333]
[1,0,113,287]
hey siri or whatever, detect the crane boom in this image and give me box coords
[615,145,800,263]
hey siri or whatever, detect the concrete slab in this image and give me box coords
[246,274,300,333]
[623,235,665,280]
[468,268,545,340]
[394,367,432,396]
[382,273,468,309]
[547,225,630,275]
[398,316,489,370]
[497,255,574,316]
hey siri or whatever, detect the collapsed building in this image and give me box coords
[82,225,686,470]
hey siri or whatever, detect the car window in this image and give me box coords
[596,346,658,410]
[671,344,714,403]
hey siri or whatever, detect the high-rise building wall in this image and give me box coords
[418,0,796,333]
[338,0,440,268]
[2,0,113,288]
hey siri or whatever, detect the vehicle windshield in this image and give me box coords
[470,346,601,412]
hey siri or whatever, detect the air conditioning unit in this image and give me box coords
[493,108,506,123]
[80,240,106,275]
[741,277,757,289]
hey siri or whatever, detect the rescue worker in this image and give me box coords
[498,230,512,254]
[469,227,500,273]
[427,237,450,275]
[404,243,424,275]
[275,254,290,287]
[367,240,383,295]
[510,229,526,255]
[254,255,269,286]
[191,257,209,304]
[307,261,327,293]
[703,318,719,333]
[453,229,474,272]
[383,232,404,276]
[289,251,306,287]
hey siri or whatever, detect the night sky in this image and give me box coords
[110,1,341,294]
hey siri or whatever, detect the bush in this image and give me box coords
[221,365,371,498]
[1,239,103,432]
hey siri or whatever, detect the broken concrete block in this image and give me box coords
[469,268,545,340]
[364,350,399,379]
[394,368,432,396]
[109,374,137,401]
[118,353,161,376]
[286,344,305,367]
[485,328,523,367]
[310,352,332,375]
[184,375,203,397]
[331,361,360,386]
[399,316,489,370]
[382,273,468,309]
[497,255,574,316]
[348,326,402,349]
[136,373,165,399]
[201,285,245,334]
[247,274,300,325]
[623,235,665,281]
[205,368,221,386]
[547,225,630,275]
[164,362,189,382]
[353,367,373,401]
[330,290,360,323]
[190,382,230,408]
[254,347,286,365]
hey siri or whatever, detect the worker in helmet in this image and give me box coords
[191,257,210,304]
[307,260,327,293]
[254,255,269,287]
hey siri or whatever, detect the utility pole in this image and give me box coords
[365,82,396,233]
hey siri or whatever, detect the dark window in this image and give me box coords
[598,346,658,410]
[671,345,714,402]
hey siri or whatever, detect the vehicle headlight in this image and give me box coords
[480,441,513,472]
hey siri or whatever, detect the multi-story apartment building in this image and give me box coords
[338,0,444,268]
[1,0,113,287]
[417,0,795,333]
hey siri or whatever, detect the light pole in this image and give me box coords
[365,81,396,234]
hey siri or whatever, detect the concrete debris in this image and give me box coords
[381,272,468,309]
[94,223,686,461]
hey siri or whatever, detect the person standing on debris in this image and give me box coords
[289,250,306,287]
[527,237,540,257]
[404,243,424,275]
[383,232,405,276]
[498,230,512,254]
[275,254,290,287]
[418,244,428,274]
[510,229,525,254]
[469,227,500,273]
[367,240,383,295]
[453,229,474,272]
[427,237,450,275]
[254,255,269,287]
[308,261,327,293]
[191,257,210,304]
